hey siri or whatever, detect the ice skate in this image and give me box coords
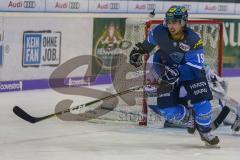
[199,132,220,146]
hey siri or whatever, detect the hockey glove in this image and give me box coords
[146,65,178,94]
[129,43,146,68]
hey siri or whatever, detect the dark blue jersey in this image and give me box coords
[146,24,205,81]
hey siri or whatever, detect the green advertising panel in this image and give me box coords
[92,18,127,75]
[221,19,240,76]
[222,19,240,67]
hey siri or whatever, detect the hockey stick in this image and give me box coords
[13,85,144,124]
[13,95,231,128]
[211,105,230,130]
[13,88,231,127]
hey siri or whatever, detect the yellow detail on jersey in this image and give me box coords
[168,7,177,13]
[194,39,203,49]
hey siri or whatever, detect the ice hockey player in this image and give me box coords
[129,5,219,145]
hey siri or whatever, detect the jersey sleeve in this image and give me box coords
[146,28,157,45]
[178,32,205,81]
[184,32,204,70]
[142,25,160,53]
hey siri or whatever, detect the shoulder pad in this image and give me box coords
[193,39,203,49]
[185,28,203,49]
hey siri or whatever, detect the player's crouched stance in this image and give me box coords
[129,6,219,145]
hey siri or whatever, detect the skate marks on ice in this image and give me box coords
[1,118,240,160]
[127,126,240,149]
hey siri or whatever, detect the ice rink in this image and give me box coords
[1,77,240,160]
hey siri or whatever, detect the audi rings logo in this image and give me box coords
[110,3,120,9]
[147,4,156,10]
[69,2,80,9]
[24,1,36,8]
[218,5,227,12]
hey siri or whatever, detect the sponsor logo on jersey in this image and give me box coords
[179,42,190,51]
[22,30,61,67]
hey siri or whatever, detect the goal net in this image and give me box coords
[88,19,223,126]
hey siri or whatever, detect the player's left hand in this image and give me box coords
[129,43,146,68]
[129,48,143,68]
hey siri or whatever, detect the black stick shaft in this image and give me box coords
[13,85,143,123]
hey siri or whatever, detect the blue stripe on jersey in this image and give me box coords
[185,48,204,69]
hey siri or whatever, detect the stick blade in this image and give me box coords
[13,106,37,123]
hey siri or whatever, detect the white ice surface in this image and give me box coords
[0,78,240,160]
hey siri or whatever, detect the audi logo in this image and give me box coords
[218,5,227,12]
[110,3,120,9]
[69,2,80,9]
[147,4,156,10]
[24,1,36,8]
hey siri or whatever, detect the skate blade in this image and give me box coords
[187,128,196,135]
[204,142,221,148]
